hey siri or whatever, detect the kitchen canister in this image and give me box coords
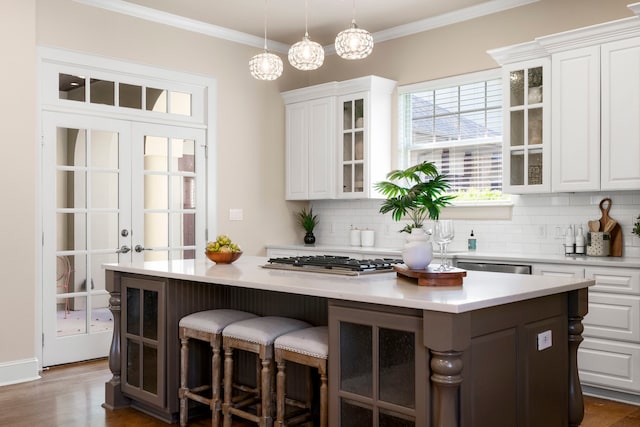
[350,228,361,246]
[360,230,375,247]
[586,232,610,256]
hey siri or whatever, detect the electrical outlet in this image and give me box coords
[537,330,552,351]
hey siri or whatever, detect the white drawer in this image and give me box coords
[579,337,640,393]
[583,292,640,342]
[586,267,640,295]
[532,263,585,278]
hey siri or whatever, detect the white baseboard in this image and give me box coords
[0,358,41,386]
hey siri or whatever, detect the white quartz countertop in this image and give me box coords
[267,244,640,268]
[104,256,593,314]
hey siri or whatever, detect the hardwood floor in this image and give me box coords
[0,358,638,426]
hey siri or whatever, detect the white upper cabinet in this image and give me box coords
[282,76,396,200]
[550,46,601,192]
[601,37,640,190]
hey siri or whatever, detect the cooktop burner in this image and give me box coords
[263,255,404,275]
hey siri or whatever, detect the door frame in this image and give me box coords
[36,47,217,369]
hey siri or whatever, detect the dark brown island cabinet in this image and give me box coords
[102,257,592,427]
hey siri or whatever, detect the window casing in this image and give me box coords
[398,70,505,202]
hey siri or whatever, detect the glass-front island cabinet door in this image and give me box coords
[502,59,551,193]
[329,302,427,426]
[121,276,166,408]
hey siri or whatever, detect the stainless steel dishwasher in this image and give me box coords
[455,261,532,275]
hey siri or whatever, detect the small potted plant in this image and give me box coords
[633,214,640,238]
[297,207,319,245]
[375,161,454,270]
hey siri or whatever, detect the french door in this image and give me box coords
[42,112,205,366]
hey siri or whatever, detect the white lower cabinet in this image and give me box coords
[532,263,640,395]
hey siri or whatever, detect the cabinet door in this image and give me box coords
[285,102,309,200]
[532,263,585,278]
[601,36,640,190]
[551,46,601,192]
[338,92,367,198]
[502,59,551,193]
[307,97,336,199]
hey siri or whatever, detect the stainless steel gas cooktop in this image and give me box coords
[262,255,404,276]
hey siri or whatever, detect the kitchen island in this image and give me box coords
[103,256,593,426]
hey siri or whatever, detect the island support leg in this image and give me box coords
[568,288,588,427]
[103,270,130,410]
[430,350,463,427]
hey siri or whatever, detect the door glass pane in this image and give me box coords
[170,91,191,116]
[57,171,86,209]
[142,345,158,393]
[510,70,524,106]
[510,110,524,147]
[127,340,141,387]
[91,173,119,209]
[354,131,364,161]
[59,74,86,102]
[340,322,372,396]
[119,83,142,109]
[354,99,364,124]
[145,136,169,171]
[145,213,169,247]
[143,290,158,340]
[57,128,86,166]
[67,254,85,294]
[145,175,168,209]
[90,294,113,333]
[90,213,119,250]
[343,101,353,130]
[90,78,115,106]
[343,134,353,161]
[343,165,353,193]
[341,399,372,427]
[379,409,415,427]
[146,87,167,112]
[56,213,86,251]
[510,151,524,186]
[528,149,543,185]
[379,328,415,408]
[90,253,117,292]
[127,287,140,335]
[57,296,87,336]
[528,108,543,145]
[178,142,195,173]
[354,164,364,193]
[171,213,195,247]
[90,130,119,168]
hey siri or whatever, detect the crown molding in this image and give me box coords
[487,41,549,65]
[75,0,539,57]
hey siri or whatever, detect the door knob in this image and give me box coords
[135,245,152,253]
[116,245,131,254]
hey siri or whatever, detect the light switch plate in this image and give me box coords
[229,208,243,221]
[537,330,552,351]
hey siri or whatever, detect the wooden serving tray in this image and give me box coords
[394,265,467,287]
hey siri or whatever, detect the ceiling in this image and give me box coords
[83,0,538,53]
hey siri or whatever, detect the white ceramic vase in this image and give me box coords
[402,228,433,270]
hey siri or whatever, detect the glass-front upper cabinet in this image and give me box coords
[502,59,551,193]
[336,76,396,199]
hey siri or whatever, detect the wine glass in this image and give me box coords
[433,220,455,271]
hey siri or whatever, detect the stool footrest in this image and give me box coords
[185,390,213,407]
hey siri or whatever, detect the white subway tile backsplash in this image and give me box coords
[309,191,640,256]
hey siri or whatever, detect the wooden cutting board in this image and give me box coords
[394,265,466,286]
[598,198,622,257]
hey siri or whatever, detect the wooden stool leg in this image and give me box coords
[222,347,234,427]
[179,335,189,427]
[211,340,221,427]
[319,364,328,427]
[260,358,273,427]
[275,359,286,427]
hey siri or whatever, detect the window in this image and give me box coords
[399,70,506,202]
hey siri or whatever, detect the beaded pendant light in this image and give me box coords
[335,0,373,60]
[288,0,324,71]
[249,0,283,80]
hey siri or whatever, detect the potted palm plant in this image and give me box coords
[297,207,319,245]
[633,214,640,238]
[375,161,454,233]
[375,161,454,270]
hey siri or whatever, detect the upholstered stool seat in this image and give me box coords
[179,309,257,427]
[274,326,328,427]
[222,316,311,427]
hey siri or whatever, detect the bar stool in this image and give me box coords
[222,316,311,427]
[274,326,328,427]
[179,309,258,427]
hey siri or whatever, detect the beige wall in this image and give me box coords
[0,0,635,371]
